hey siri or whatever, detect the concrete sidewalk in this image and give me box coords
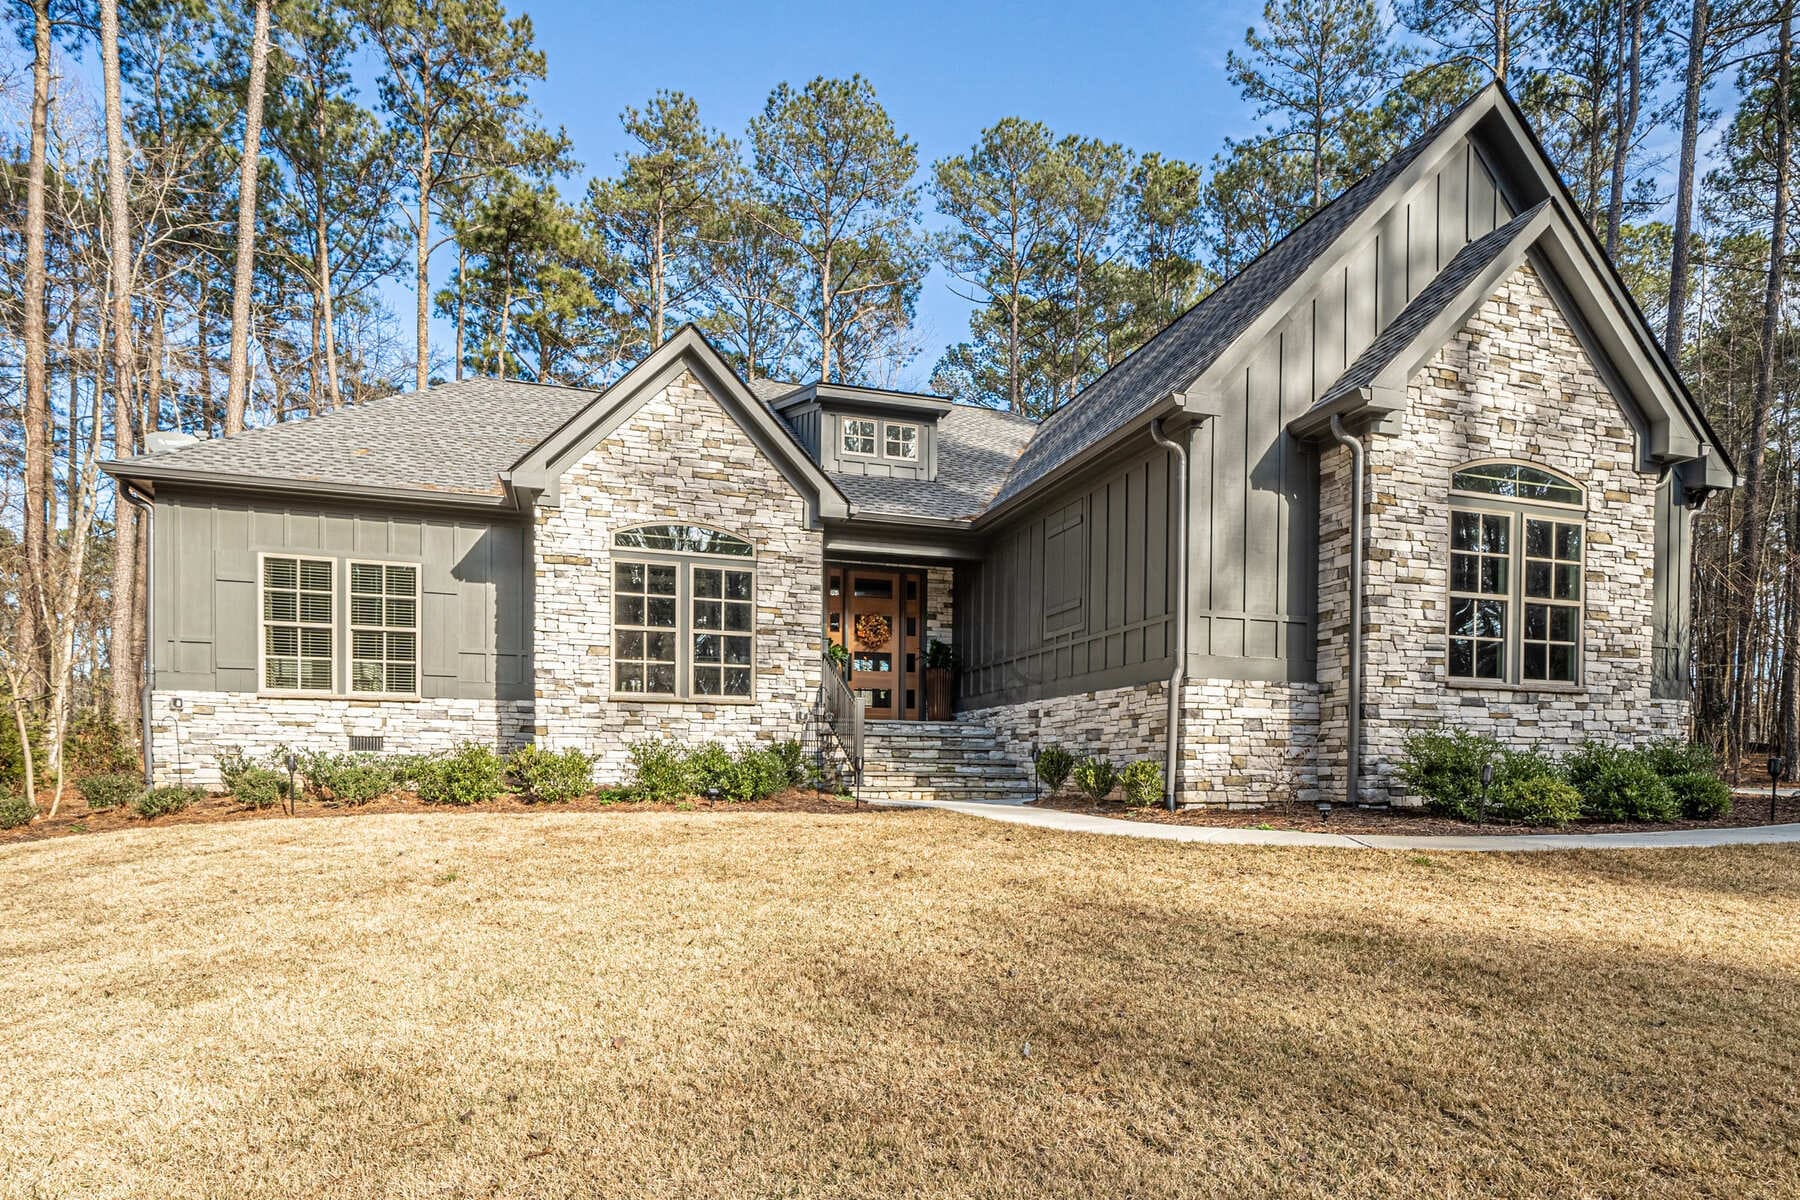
[871,797,1800,852]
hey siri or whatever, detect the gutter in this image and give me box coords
[119,479,156,786]
[1328,415,1365,808]
[1148,418,1189,812]
[101,462,518,513]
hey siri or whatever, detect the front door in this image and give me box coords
[826,566,923,719]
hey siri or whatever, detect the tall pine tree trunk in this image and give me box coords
[17,0,52,702]
[101,0,140,732]
[224,0,272,435]
[415,123,434,391]
[1664,0,1709,358]
[1732,5,1793,770]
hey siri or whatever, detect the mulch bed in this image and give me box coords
[1034,787,1800,836]
[0,786,873,846]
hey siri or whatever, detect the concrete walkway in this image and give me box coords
[871,797,1800,852]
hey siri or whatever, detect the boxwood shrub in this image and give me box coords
[1492,775,1582,825]
[134,785,201,819]
[234,766,289,810]
[78,771,143,811]
[1564,742,1680,822]
[508,745,594,803]
[1072,756,1118,802]
[1666,771,1732,819]
[625,739,687,802]
[1119,760,1164,808]
[0,793,36,829]
[415,743,506,806]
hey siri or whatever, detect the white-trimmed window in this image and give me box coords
[349,561,420,696]
[611,524,755,700]
[884,421,919,461]
[262,555,334,692]
[1447,462,1585,686]
[841,417,877,457]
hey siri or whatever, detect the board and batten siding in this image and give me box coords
[957,447,1176,706]
[152,488,531,701]
[957,136,1516,706]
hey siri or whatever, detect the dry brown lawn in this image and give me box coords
[2,810,1796,1199]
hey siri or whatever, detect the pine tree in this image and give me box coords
[748,75,926,383]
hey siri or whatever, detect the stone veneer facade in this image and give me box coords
[533,369,824,782]
[964,677,1320,807]
[150,693,532,787]
[1317,263,1685,804]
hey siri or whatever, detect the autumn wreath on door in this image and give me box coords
[854,612,892,649]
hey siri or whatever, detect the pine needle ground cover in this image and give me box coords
[2,812,1795,1199]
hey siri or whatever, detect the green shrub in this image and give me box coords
[508,745,593,803]
[415,743,506,806]
[626,739,688,802]
[1072,756,1118,802]
[1119,760,1165,808]
[0,793,36,829]
[770,739,812,788]
[234,766,289,811]
[1036,745,1076,792]
[683,741,734,797]
[385,754,436,791]
[1564,742,1680,822]
[79,771,143,811]
[301,753,396,806]
[1395,727,1504,819]
[1639,738,1718,779]
[1493,775,1583,825]
[217,747,258,796]
[722,748,789,802]
[1667,770,1732,819]
[134,785,200,819]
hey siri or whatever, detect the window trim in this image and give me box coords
[1449,457,1586,509]
[346,558,423,701]
[1445,484,1587,692]
[840,416,879,459]
[257,551,337,698]
[883,420,921,461]
[607,525,758,704]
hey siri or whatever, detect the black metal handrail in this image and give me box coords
[817,650,864,790]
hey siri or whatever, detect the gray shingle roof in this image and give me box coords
[1314,201,1548,411]
[746,377,802,404]
[828,403,1038,521]
[119,377,600,497]
[990,89,1486,510]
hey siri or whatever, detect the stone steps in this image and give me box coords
[854,719,1035,804]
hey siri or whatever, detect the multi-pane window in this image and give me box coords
[841,418,877,456]
[1522,518,1582,683]
[349,562,420,696]
[613,561,680,695]
[262,556,334,692]
[1447,462,1586,687]
[692,566,754,697]
[611,525,755,701]
[1449,512,1510,680]
[884,422,919,460]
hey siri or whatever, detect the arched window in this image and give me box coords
[1446,462,1585,686]
[610,525,756,700]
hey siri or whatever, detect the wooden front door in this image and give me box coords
[826,566,924,720]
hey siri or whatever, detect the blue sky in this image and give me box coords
[391,0,1273,389]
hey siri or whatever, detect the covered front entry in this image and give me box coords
[826,564,927,720]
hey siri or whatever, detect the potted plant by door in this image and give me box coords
[924,639,958,721]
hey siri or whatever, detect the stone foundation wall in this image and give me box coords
[963,676,1320,807]
[1319,263,1688,805]
[532,368,824,783]
[149,691,534,787]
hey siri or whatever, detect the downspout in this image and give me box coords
[1328,415,1364,808]
[1150,418,1188,812]
[120,480,155,787]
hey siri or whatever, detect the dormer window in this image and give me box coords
[842,418,877,457]
[884,422,919,461]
